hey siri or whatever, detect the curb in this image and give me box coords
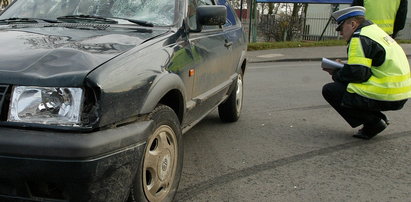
[248,57,348,63]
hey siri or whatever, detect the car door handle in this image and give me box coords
[224,41,233,48]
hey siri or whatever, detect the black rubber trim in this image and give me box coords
[0,120,153,160]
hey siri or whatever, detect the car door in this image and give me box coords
[218,0,247,76]
[184,0,233,124]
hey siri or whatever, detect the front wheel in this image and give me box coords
[218,73,244,122]
[129,105,183,202]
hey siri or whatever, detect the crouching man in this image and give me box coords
[322,6,411,140]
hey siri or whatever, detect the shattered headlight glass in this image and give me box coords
[8,86,83,126]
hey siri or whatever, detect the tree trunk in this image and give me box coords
[268,3,274,15]
[287,3,303,41]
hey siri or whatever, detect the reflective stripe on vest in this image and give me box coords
[348,37,372,67]
[364,0,401,35]
[347,24,411,101]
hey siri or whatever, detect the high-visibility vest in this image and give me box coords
[364,0,401,35]
[347,24,411,101]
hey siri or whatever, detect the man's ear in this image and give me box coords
[350,20,358,29]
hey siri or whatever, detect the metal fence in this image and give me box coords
[302,17,340,41]
[255,15,411,42]
[255,15,339,42]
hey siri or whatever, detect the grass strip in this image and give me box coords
[248,40,411,51]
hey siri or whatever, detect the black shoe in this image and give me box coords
[353,120,387,140]
[378,112,390,125]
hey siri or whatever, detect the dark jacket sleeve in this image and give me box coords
[332,35,385,84]
[393,0,408,38]
[351,0,363,6]
[332,63,371,84]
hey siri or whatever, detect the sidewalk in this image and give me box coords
[247,43,411,63]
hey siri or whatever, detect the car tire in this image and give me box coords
[218,73,243,122]
[128,105,183,202]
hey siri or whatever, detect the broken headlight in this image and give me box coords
[8,86,83,126]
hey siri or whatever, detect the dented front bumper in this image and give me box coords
[0,120,153,201]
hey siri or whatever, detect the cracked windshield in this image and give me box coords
[0,0,175,25]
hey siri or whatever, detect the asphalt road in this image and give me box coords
[174,61,411,202]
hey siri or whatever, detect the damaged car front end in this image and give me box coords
[0,0,247,201]
[0,0,179,201]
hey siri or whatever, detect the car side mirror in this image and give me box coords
[191,5,226,32]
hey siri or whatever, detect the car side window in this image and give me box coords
[188,0,220,31]
[188,0,198,30]
[217,0,237,27]
[198,0,213,5]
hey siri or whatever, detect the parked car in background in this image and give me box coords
[0,0,247,201]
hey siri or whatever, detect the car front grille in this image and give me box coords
[0,85,10,118]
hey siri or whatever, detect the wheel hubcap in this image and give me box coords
[236,74,243,114]
[158,153,171,181]
[143,125,178,201]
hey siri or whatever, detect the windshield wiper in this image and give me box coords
[57,15,118,24]
[124,19,154,27]
[0,17,59,24]
[110,17,154,27]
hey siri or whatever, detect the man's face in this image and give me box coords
[339,19,358,42]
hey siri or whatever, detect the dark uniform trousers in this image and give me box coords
[322,81,407,128]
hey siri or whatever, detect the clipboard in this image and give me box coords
[321,58,344,70]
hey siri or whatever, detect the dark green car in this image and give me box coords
[0,0,247,201]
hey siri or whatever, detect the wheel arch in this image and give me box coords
[237,50,247,75]
[139,73,185,124]
[158,89,184,124]
[240,58,247,75]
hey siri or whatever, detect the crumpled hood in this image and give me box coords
[0,25,168,86]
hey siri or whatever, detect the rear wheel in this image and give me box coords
[218,73,243,122]
[129,105,183,202]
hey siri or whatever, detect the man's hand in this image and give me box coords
[322,58,343,75]
[322,68,336,75]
